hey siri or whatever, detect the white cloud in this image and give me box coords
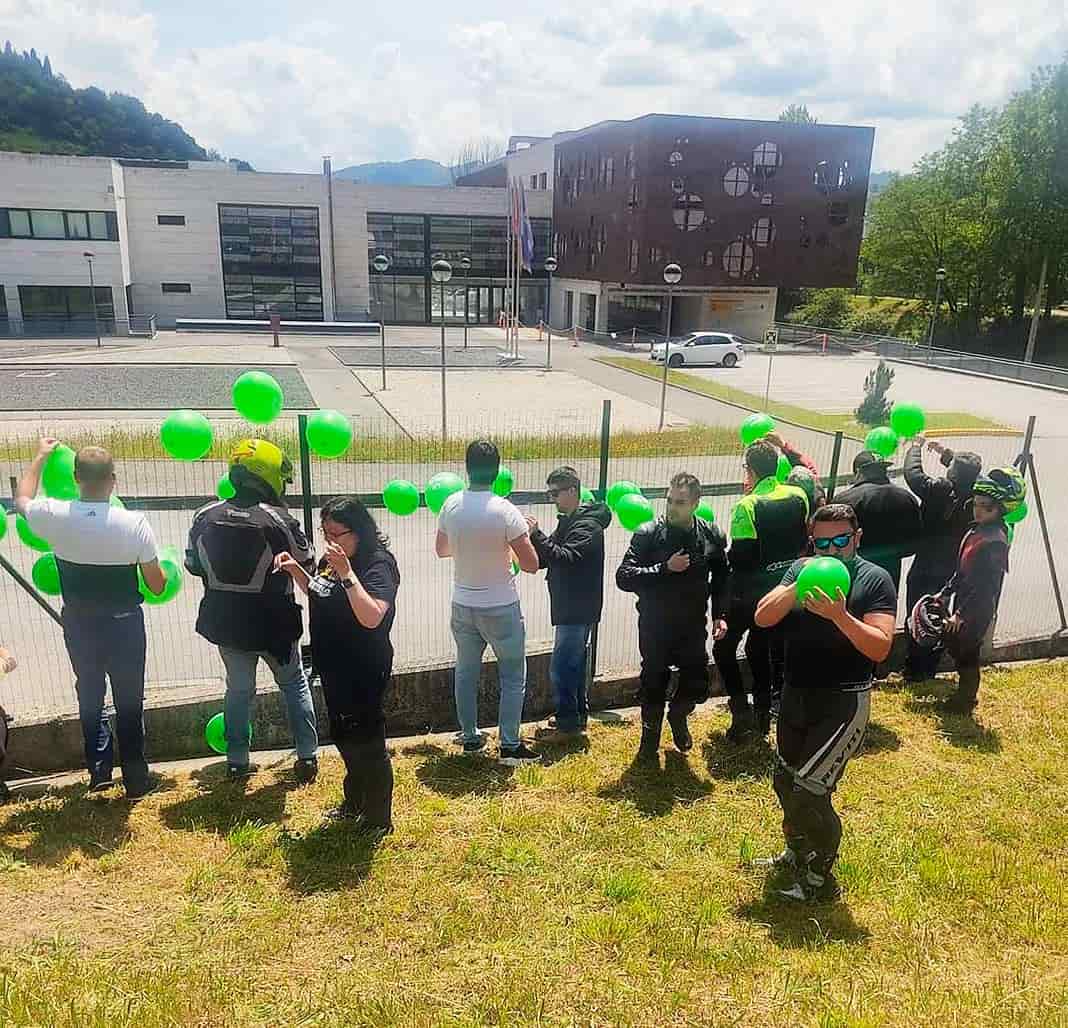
[2,0,1065,174]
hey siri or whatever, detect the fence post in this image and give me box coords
[1018,415,1036,476]
[587,399,612,695]
[825,431,844,501]
[1027,452,1068,633]
[296,414,315,543]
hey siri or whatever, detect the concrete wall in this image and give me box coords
[674,287,777,339]
[552,277,606,333]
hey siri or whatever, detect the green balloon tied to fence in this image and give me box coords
[492,465,514,498]
[424,472,464,515]
[383,479,420,516]
[31,553,61,596]
[695,501,716,523]
[606,480,641,511]
[140,547,183,605]
[204,712,253,756]
[796,556,852,605]
[15,513,50,552]
[42,444,78,500]
[776,454,792,482]
[217,473,236,500]
[232,370,284,424]
[615,492,654,532]
[864,426,899,459]
[305,409,353,458]
[1004,499,1028,525]
[740,412,775,447]
[160,409,213,461]
[889,402,926,439]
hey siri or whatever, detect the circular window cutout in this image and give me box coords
[723,165,749,197]
[673,193,706,231]
[722,240,755,278]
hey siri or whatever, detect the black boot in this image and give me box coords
[637,704,664,762]
[666,702,694,752]
[725,699,756,743]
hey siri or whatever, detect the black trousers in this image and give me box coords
[711,601,771,713]
[637,618,709,712]
[773,685,870,876]
[904,565,952,679]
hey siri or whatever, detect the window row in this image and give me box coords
[0,208,118,241]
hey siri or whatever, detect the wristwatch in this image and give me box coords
[342,574,358,590]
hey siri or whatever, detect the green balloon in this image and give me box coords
[606,480,641,511]
[492,465,514,498]
[217,474,236,500]
[31,553,61,596]
[306,409,352,458]
[890,403,926,439]
[425,472,464,515]
[1006,523,1015,546]
[580,487,595,505]
[695,501,716,523]
[740,412,775,447]
[232,370,284,424]
[776,454,791,482]
[204,712,253,756]
[160,409,213,461]
[383,479,420,516]
[141,552,182,605]
[15,513,50,552]
[109,494,126,509]
[1004,500,1028,525]
[42,444,78,500]
[0,513,6,543]
[615,492,654,532]
[796,557,852,605]
[864,426,899,459]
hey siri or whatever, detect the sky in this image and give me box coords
[4,0,1067,174]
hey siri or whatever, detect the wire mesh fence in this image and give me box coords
[0,407,1060,722]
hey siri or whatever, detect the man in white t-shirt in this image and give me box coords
[16,439,165,798]
[435,440,540,765]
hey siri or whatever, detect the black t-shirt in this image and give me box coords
[308,549,399,677]
[778,555,897,690]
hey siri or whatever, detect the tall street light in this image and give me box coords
[83,251,101,349]
[658,263,683,431]
[432,258,453,440]
[544,255,558,370]
[460,255,472,350]
[372,253,391,389]
[927,266,946,351]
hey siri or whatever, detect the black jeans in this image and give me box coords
[62,606,149,788]
[712,601,771,713]
[637,618,709,712]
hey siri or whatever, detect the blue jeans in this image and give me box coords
[450,601,527,749]
[218,644,319,767]
[551,623,591,730]
[63,607,149,788]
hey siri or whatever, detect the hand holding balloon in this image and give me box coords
[801,586,848,624]
[36,437,60,459]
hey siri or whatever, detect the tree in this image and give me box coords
[778,104,817,124]
[450,137,506,182]
[855,361,895,426]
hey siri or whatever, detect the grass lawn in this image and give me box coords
[0,663,1065,1026]
[598,357,1014,438]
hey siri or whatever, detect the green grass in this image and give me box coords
[599,356,1015,438]
[0,662,1065,1025]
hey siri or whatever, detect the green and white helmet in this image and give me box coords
[972,466,1026,514]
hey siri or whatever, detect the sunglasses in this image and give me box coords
[812,532,854,551]
[547,487,574,498]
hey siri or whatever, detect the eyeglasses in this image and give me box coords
[812,532,854,551]
[321,528,353,543]
[547,487,575,498]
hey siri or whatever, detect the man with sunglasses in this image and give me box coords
[754,504,896,902]
[525,468,612,734]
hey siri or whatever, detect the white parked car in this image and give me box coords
[650,332,745,368]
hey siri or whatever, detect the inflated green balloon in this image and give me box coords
[232,370,284,424]
[1004,500,1028,525]
[217,474,236,500]
[740,412,775,447]
[1006,523,1015,546]
[606,480,641,511]
[889,403,926,439]
[160,409,213,461]
[776,454,792,482]
[0,513,6,543]
[109,494,126,509]
[306,409,352,458]
[695,501,716,523]
[31,553,61,596]
[42,444,78,500]
[204,712,253,756]
[15,513,50,552]
[615,492,654,532]
[796,557,852,605]
[580,487,595,505]
[383,479,420,516]
[864,426,899,459]
[492,465,514,498]
[140,550,182,605]
[425,472,464,515]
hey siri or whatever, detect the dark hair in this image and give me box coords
[465,439,500,486]
[669,471,701,501]
[812,502,859,533]
[546,466,580,491]
[74,445,114,484]
[745,440,778,480]
[320,496,389,553]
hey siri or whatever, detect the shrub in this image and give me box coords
[855,359,895,426]
[787,288,852,329]
[846,306,897,336]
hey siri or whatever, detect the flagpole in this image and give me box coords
[504,178,510,350]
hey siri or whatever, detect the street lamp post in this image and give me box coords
[372,253,391,389]
[83,251,100,349]
[460,255,472,351]
[544,255,558,370]
[927,266,946,352]
[432,258,453,440]
[658,263,683,431]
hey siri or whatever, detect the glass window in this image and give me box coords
[9,210,31,236]
[30,210,66,238]
[65,212,89,239]
[394,277,426,322]
[629,239,639,274]
[161,282,192,293]
[88,212,109,239]
[157,214,186,226]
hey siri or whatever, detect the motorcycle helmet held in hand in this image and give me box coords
[908,593,950,651]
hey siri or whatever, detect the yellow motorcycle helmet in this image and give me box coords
[229,438,293,497]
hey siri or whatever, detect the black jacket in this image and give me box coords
[904,443,976,581]
[616,516,729,626]
[835,470,921,580]
[530,502,612,626]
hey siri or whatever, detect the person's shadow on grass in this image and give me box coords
[159,763,300,835]
[900,679,1002,753]
[280,819,387,895]
[596,749,713,817]
[531,728,592,765]
[856,720,903,757]
[735,886,871,948]
[410,743,516,798]
[700,730,775,781]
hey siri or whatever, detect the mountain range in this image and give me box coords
[333,158,452,186]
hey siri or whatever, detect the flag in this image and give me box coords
[518,177,535,273]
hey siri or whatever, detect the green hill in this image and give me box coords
[334,158,453,186]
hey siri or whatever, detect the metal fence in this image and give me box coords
[0,405,1062,722]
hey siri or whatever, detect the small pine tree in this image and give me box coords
[855,360,895,426]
